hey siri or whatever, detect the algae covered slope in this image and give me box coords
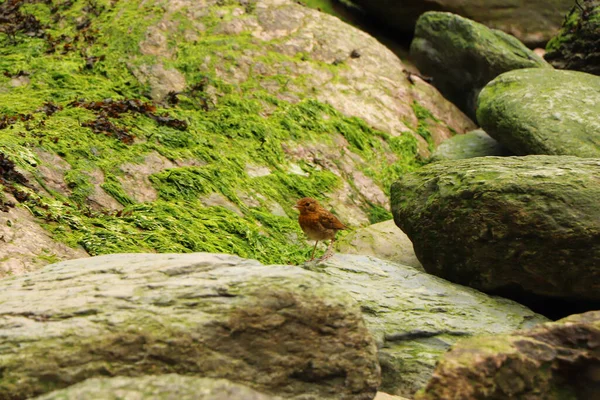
[0,0,470,269]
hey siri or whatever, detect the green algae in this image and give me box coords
[0,0,425,266]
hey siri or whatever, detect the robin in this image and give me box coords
[294,197,347,262]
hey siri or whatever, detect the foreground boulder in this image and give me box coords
[310,254,547,397]
[545,0,600,75]
[390,156,600,307]
[336,220,422,269]
[0,253,380,400]
[477,68,600,157]
[416,311,600,400]
[349,0,573,47]
[410,12,549,119]
[431,130,511,161]
[35,375,280,400]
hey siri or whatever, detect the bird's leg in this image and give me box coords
[310,240,319,261]
[317,238,336,263]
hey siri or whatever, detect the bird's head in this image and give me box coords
[293,197,320,213]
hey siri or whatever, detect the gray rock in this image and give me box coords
[410,12,550,119]
[349,0,573,47]
[34,375,281,400]
[390,156,600,304]
[477,68,600,157]
[0,253,380,400]
[307,254,548,397]
[431,129,512,161]
[336,220,422,269]
[545,0,600,76]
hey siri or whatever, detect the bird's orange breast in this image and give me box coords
[298,212,340,241]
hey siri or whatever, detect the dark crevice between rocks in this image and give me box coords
[0,152,33,212]
[384,330,471,342]
[302,0,414,60]
[488,283,600,321]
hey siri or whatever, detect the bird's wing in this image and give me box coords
[319,212,346,230]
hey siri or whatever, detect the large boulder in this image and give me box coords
[431,129,512,161]
[349,0,574,47]
[410,12,550,120]
[0,0,475,276]
[390,156,600,308]
[416,311,600,400]
[545,0,600,75]
[0,253,380,400]
[336,220,422,269]
[477,68,600,157]
[35,375,280,400]
[309,254,548,397]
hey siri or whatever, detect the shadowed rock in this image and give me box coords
[410,12,549,120]
[416,311,600,400]
[545,0,600,75]
[431,129,512,161]
[349,0,573,47]
[391,156,600,311]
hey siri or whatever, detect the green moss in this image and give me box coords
[411,101,438,152]
[0,0,426,266]
[365,204,391,224]
[63,170,94,205]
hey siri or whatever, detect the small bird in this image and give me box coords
[294,197,347,262]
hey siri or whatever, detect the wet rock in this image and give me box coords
[477,68,600,157]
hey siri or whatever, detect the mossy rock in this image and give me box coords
[545,0,600,75]
[477,68,600,157]
[390,156,600,307]
[349,0,573,47]
[0,253,380,400]
[309,254,548,397]
[410,12,549,119]
[416,311,600,400]
[430,129,512,161]
[0,0,474,272]
[35,375,281,400]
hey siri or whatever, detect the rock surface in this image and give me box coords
[0,253,380,400]
[390,156,600,305]
[336,220,422,269]
[410,12,549,119]
[35,375,280,400]
[431,130,511,161]
[0,0,476,275]
[309,254,548,397]
[137,0,474,151]
[545,0,600,75]
[349,0,574,47]
[416,311,600,400]
[0,194,88,279]
[477,68,600,157]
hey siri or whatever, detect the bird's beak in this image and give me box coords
[292,205,299,209]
